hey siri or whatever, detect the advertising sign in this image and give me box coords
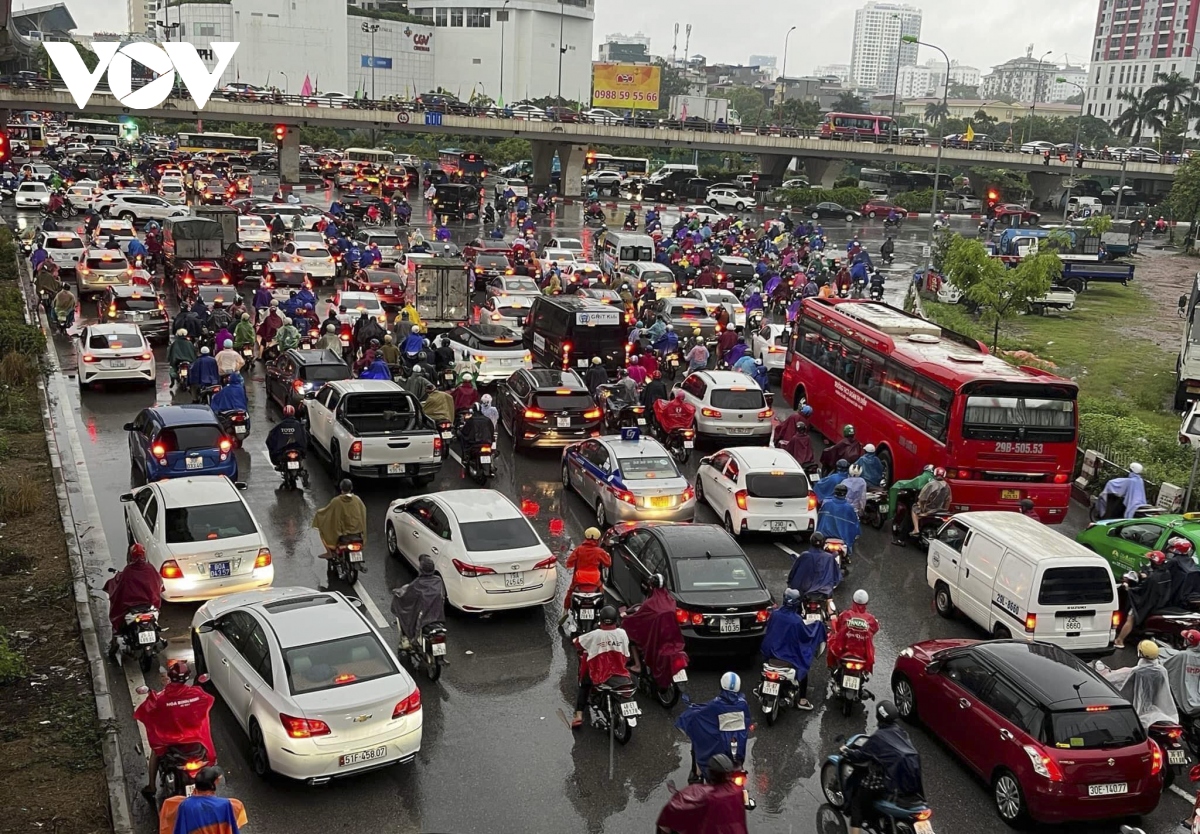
[361,55,393,69]
[591,63,661,110]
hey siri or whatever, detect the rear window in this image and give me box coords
[296,247,329,257]
[711,388,766,410]
[1038,566,1114,605]
[303,365,352,383]
[368,235,399,247]
[343,393,413,415]
[86,255,128,270]
[115,295,159,312]
[88,330,143,350]
[1048,707,1143,749]
[158,425,223,451]
[502,278,538,293]
[477,254,510,268]
[674,556,761,592]
[45,237,81,249]
[458,517,541,552]
[164,500,257,544]
[669,304,713,320]
[284,634,397,695]
[535,394,594,411]
[746,472,808,499]
[270,270,307,286]
[618,456,677,480]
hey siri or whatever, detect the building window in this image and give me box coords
[450,7,464,26]
[466,7,490,27]
[196,23,217,35]
[435,7,447,26]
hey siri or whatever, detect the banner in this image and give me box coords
[591,63,660,110]
[361,56,393,69]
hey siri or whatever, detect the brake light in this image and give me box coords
[1150,739,1163,775]
[140,352,152,361]
[280,713,331,738]
[151,443,166,458]
[349,440,363,461]
[183,759,206,773]
[524,408,545,420]
[757,408,773,419]
[756,609,770,623]
[393,689,422,718]
[611,487,636,505]
[160,560,183,579]
[254,548,272,568]
[682,485,695,502]
[452,558,497,577]
[914,809,932,822]
[1024,613,1037,633]
[1111,611,1121,628]
[534,555,558,570]
[82,353,96,363]
[956,469,971,479]
[701,407,722,418]
[583,408,601,419]
[1053,472,1068,484]
[764,669,780,681]
[807,490,818,511]
[690,611,704,626]
[218,439,233,453]
[433,436,443,455]
[735,489,748,510]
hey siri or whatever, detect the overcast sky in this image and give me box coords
[37,0,1098,74]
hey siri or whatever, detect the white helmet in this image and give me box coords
[853,589,869,605]
[849,464,862,477]
[412,364,422,373]
[1130,462,1144,475]
[863,443,876,453]
[411,325,420,333]
[720,671,741,693]
[481,393,493,405]
[200,346,210,355]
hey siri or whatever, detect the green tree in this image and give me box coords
[780,99,822,128]
[1160,114,1188,154]
[943,234,1006,298]
[947,83,980,99]
[971,109,997,129]
[1166,155,1200,246]
[831,92,868,114]
[945,235,1059,349]
[1146,70,1196,120]
[35,42,98,79]
[1083,213,1114,239]
[715,86,768,126]
[1112,90,1166,144]
[924,100,950,124]
[653,60,690,115]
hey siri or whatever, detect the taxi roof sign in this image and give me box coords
[619,427,641,442]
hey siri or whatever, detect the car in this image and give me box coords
[496,367,603,450]
[346,267,405,308]
[1020,140,1057,155]
[562,262,603,286]
[237,215,271,245]
[479,294,535,332]
[861,199,901,218]
[493,178,530,201]
[684,288,746,328]
[108,194,189,223]
[97,285,170,343]
[991,203,1041,225]
[260,262,313,305]
[749,322,789,372]
[683,204,727,222]
[158,181,187,205]
[892,638,1163,825]
[34,229,86,273]
[707,188,755,212]
[675,370,773,442]
[77,323,155,388]
[442,323,531,384]
[330,290,387,327]
[124,405,238,483]
[803,202,861,221]
[14,181,50,209]
[1126,146,1162,163]
[584,108,622,125]
[190,587,421,782]
[539,248,577,271]
[473,251,516,287]
[1075,511,1200,576]
[898,127,929,143]
[385,470,550,604]
[601,522,773,654]
[63,142,91,155]
[222,242,274,284]
[90,189,143,215]
[586,170,624,193]
[176,260,233,297]
[122,476,273,601]
[944,192,983,213]
[574,287,625,309]
[200,181,234,205]
[781,178,810,189]
[264,348,352,412]
[618,261,677,297]
[695,447,815,537]
[77,248,133,295]
[191,285,240,309]
[353,230,403,266]
[291,231,326,248]
[943,132,995,149]
[67,180,100,209]
[710,255,757,293]
[509,103,546,120]
[281,242,337,281]
[93,218,138,251]
[646,298,720,345]
[546,237,585,258]
[546,106,582,122]
[562,433,696,526]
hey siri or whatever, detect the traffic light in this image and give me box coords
[0,131,9,164]
[274,124,287,143]
[986,188,1000,209]
[585,150,596,167]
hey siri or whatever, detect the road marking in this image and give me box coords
[121,659,151,757]
[1170,784,1195,804]
[775,542,800,559]
[353,580,391,629]
[448,449,463,467]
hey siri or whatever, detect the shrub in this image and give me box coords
[0,321,46,358]
[0,353,37,387]
[1078,412,1195,494]
[0,287,23,322]
[0,628,28,685]
[772,187,871,213]
[0,473,41,519]
[893,189,936,212]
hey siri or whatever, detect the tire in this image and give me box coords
[811,211,820,219]
[877,449,893,488]
[139,651,154,673]
[868,210,877,218]
[846,214,855,222]
[724,513,739,538]
[735,203,745,212]
[250,720,272,778]
[330,442,346,482]
[993,624,1012,640]
[992,769,1028,827]
[385,522,399,558]
[562,462,573,492]
[612,714,633,745]
[934,581,954,618]
[595,500,608,529]
[346,566,359,586]
[763,696,778,726]
[708,200,719,209]
[694,476,705,506]
[655,682,680,709]
[893,673,918,723]
[820,761,845,807]
[191,632,207,676]
[841,696,853,716]
[426,656,442,682]
[169,770,184,797]
[119,211,136,222]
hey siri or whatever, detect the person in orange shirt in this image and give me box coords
[157,766,247,834]
[563,527,612,614]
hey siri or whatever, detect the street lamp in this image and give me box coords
[362,21,380,101]
[1058,76,1085,221]
[278,71,289,95]
[903,35,949,289]
[155,20,180,41]
[1027,50,1053,142]
[888,13,903,142]
[498,0,511,106]
[778,26,797,115]
[557,0,568,105]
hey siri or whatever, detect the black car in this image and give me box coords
[431,183,482,219]
[803,202,862,221]
[601,521,773,655]
[264,349,352,412]
[711,255,757,293]
[199,182,233,205]
[175,260,232,298]
[344,193,386,221]
[223,242,274,284]
[97,284,171,343]
[644,297,719,343]
[496,367,602,451]
[471,251,514,292]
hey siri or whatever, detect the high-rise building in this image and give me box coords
[849,1,922,93]
[598,32,650,63]
[813,63,851,84]
[128,0,160,36]
[1085,0,1200,124]
[981,50,1083,104]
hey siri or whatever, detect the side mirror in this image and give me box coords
[699,456,712,467]
[234,481,248,491]
[122,422,135,431]
[195,622,215,634]
[304,390,317,400]
[924,660,942,675]
[119,492,134,502]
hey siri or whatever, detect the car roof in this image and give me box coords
[727,447,804,470]
[972,641,1125,709]
[953,512,1109,563]
[598,433,673,459]
[715,255,753,265]
[525,368,586,390]
[650,523,746,559]
[436,489,522,523]
[148,404,221,426]
[152,475,242,508]
[690,369,759,388]
[88,321,143,335]
[324,379,402,393]
[255,591,373,647]
[286,348,345,366]
[108,284,159,298]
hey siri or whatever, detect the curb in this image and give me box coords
[16,259,136,834]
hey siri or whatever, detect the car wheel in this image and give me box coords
[595,500,608,529]
[993,624,1012,640]
[868,210,877,218]
[992,769,1028,827]
[190,631,207,677]
[736,203,746,212]
[934,582,954,618]
[724,512,740,538]
[811,211,820,219]
[119,211,136,222]
[708,200,719,209]
[845,214,855,222]
[892,673,918,723]
[386,522,399,558]
[694,476,705,506]
[249,720,272,778]
[562,462,573,492]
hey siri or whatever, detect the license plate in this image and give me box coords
[441,431,453,440]
[339,746,387,767]
[672,669,688,683]
[387,463,404,474]
[804,613,823,623]
[577,359,588,368]
[242,349,252,357]
[915,822,933,834]
[137,630,156,645]
[209,561,231,578]
[348,550,364,563]
[1064,617,1082,632]
[727,427,752,435]
[179,368,189,379]
[1087,782,1128,796]
[650,495,672,508]
[842,675,861,691]
[186,457,204,470]
[719,618,741,633]
[1170,749,1188,765]
[109,359,127,368]
[286,461,300,469]
[557,417,571,428]
[431,642,447,656]
[637,418,646,425]
[1002,489,1021,500]
[770,521,790,532]
[184,784,195,796]
[234,425,247,435]
[683,440,694,449]
[479,455,492,464]
[505,572,524,587]
[762,680,780,696]
[619,701,641,717]
[579,607,595,620]
[128,312,142,320]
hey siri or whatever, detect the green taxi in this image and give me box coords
[1074,512,1200,575]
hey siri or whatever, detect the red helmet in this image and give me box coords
[1184,630,1200,649]
[1166,539,1196,558]
[128,543,147,562]
[933,466,947,479]
[283,405,295,417]
[1147,550,1167,567]
[167,658,191,683]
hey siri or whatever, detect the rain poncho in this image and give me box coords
[103,559,163,632]
[313,494,367,550]
[842,475,868,515]
[360,359,392,380]
[828,601,880,672]
[655,783,748,834]
[402,331,425,354]
[1100,472,1149,519]
[914,478,952,516]
[787,547,842,596]
[1103,658,1179,727]
[390,556,447,641]
[190,354,220,388]
[1128,565,1174,627]
[622,587,688,690]
[422,390,455,423]
[167,337,196,368]
[676,690,752,776]
[209,375,248,414]
[1160,645,1200,718]
[821,437,863,471]
[857,451,884,488]
[233,319,255,350]
[889,470,933,518]
[1168,553,1200,608]
[760,604,826,676]
[816,495,862,549]
[275,324,300,351]
[133,681,215,762]
[844,724,924,796]
[813,470,848,503]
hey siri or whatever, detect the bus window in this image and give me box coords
[909,382,952,442]
[619,245,652,261]
[855,350,886,397]
[880,365,916,418]
[838,340,861,383]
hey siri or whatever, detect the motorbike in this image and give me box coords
[584,674,640,745]
[196,383,222,406]
[240,344,255,364]
[107,598,166,673]
[890,488,951,549]
[636,657,686,709]
[882,217,902,232]
[656,425,696,465]
[1089,493,1165,523]
[830,656,873,716]
[276,448,308,490]
[327,532,365,586]
[563,584,605,636]
[821,734,935,833]
[803,591,834,626]
[157,741,212,798]
[755,660,804,726]
[215,409,250,448]
[173,361,190,393]
[439,367,457,391]
[400,621,448,682]
[435,419,454,459]
[824,537,849,572]
[598,386,646,432]
[462,440,494,485]
[861,488,888,529]
[1116,571,1200,648]
[1152,721,1193,788]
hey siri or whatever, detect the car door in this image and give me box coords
[1106,521,1162,574]
[924,652,995,771]
[264,357,283,404]
[698,451,730,513]
[958,532,1005,632]
[972,672,1044,786]
[126,409,150,471]
[580,441,612,507]
[713,457,742,519]
[139,491,165,569]
[928,518,970,596]
[206,609,253,697]
[126,485,155,546]
[222,613,274,732]
[612,528,655,602]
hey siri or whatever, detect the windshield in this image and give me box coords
[618,456,677,480]
[711,388,766,410]
[746,472,809,498]
[284,634,397,695]
[674,556,760,592]
[1048,707,1143,749]
[962,394,1076,443]
[458,517,541,552]
[164,500,257,543]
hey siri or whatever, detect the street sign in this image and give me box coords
[921,244,931,259]
[396,111,410,125]
[425,111,442,127]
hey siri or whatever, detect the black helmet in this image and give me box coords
[876,700,899,725]
[809,531,826,548]
[167,658,191,683]
[833,483,849,497]
[598,605,619,625]
[339,478,354,494]
[707,753,734,783]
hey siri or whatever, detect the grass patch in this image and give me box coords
[0,627,29,684]
[0,473,44,519]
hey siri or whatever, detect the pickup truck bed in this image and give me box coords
[1058,260,1135,290]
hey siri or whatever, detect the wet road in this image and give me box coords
[10,191,1190,834]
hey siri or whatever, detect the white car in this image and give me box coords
[158,181,187,204]
[509,104,546,120]
[684,205,727,223]
[618,261,676,297]
[291,231,326,247]
[93,219,138,250]
[310,92,355,108]
[781,178,810,190]
[487,274,540,299]
[1181,400,1200,448]
[584,108,622,124]
[749,322,789,371]
[67,180,100,208]
[676,370,773,442]
[586,170,624,191]
[109,194,188,223]
[685,288,746,328]
[479,295,533,332]
[385,489,557,612]
[238,216,271,244]
[695,447,816,538]
[283,242,338,280]
[122,476,273,601]
[190,587,421,783]
[443,323,531,384]
[64,142,91,155]
[1020,140,1057,155]
[546,237,585,257]
[707,188,756,212]
[332,290,387,325]
[15,181,50,209]
[92,189,144,214]
[77,248,132,294]
[78,323,154,388]
[541,248,577,270]
[34,229,87,273]
[563,262,603,286]
[494,178,529,200]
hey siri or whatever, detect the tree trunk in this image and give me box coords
[993,318,1000,352]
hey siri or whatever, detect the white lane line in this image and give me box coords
[775,542,800,559]
[122,660,151,757]
[1170,784,1195,804]
[353,580,391,630]
[448,449,463,467]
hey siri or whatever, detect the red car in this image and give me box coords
[892,638,1162,826]
[990,203,1040,225]
[861,199,901,218]
[174,260,231,297]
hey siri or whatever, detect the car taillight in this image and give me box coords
[452,558,497,577]
[524,408,545,419]
[219,439,233,453]
[611,487,636,505]
[1111,610,1121,628]
[675,607,690,624]
[254,548,272,568]
[140,352,151,361]
[433,436,443,455]
[757,408,773,419]
[151,443,166,458]
[735,489,748,510]
[349,440,362,461]
[82,354,96,363]
[280,713,331,738]
[682,485,695,502]
[1024,613,1037,633]
[160,560,183,579]
[534,555,557,570]
[1053,472,1068,483]
[756,609,770,623]
[701,407,722,418]
[583,408,601,420]
[1150,739,1163,775]
[807,490,818,511]
[392,690,421,718]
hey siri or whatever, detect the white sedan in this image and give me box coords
[282,242,338,280]
[191,587,421,783]
[332,290,387,325]
[584,108,622,124]
[546,237,585,257]
[684,204,727,223]
[509,104,546,120]
[750,322,790,371]
[685,288,746,328]
[695,447,816,538]
[238,216,272,245]
[121,476,274,601]
[78,323,155,388]
[384,489,557,612]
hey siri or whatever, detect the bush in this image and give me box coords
[0,627,28,685]
[772,187,871,213]
[0,353,36,387]
[0,473,41,519]
[0,287,23,322]
[833,176,859,189]
[0,241,17,282]
[0,321,45,358]
[893,190,936,212]
[1078,412,1195,494]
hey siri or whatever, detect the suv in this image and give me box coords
[431,183,482,219]
[353,229,403,266]
[676,370,773,442]
[710,255,756,293]
[97,284,170,343]
[33,230,86,273]
[222,241,274,284]
[707,187,754,212]
[495,367,602,450]
[264,348,352,412]
[585,170,624,195]
[892,639,1163,825]
[109,194,189,223]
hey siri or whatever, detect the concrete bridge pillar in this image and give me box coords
[530,141,556,192]
[1027,170,1067,213]
[559,143,586,198]
[757,154,792,182]
[279,126,300,186]
[804,158,845,190]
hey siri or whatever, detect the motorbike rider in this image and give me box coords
[571,604,631,729]
[654,388,696,436]
[584,356,609,397]
[232,313,255,358]
[433,336,456,377]
[1158,629,1200,727]
[787,531,842,605]
[401,324,425,368]
[391,554,447,652]
[189,346,220,402]
[209,371,248,422]
[880,236,895,263]
[380,334,401,367]
[814,459,851,503]
[910,466,951,540]
[214,338,244,377]
[458,401,495,460]
[821,424,863,471]
[479,393,499,429]
[166,329,196,386]
[842,701,924,834]
[103,543,163,655]
[684,336,709,374]
[609,366,638,406]
[653,323,680,358]
[400,363,432,400]
[156,765,247,834]
[1099,640,1179,727]
[843,464,869,516]
[563,527,612,616]
[655,753,748,834]
[827,589,880,682]
[312,324,340,353]
[1099,461,1149,519]
[452,373,480,412]
[774,405,813,449]
[676,672,753,782]
[313,479,367,563]
[856,444,884,488]
[623,573,687,688]
[133,659,215,800]
[641,370,670,416]
[817,483,862,557]
[760,588,826,711]
[265,405,308,473]
[274,316,301,353]
[1116,550,1175,648]
[784,419,814,469]
[423,388,455,426]
[52,282,77,330]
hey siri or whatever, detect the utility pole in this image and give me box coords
[498,0,510,106]
[362,22,380,101]
[557,0,566,104]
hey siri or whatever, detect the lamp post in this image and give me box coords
[1026,50,1053,143]
[498,0,510,106]
[904,35,949,290]
[557,0,567,105]
[362,21,380,101]
[156,21,180,42]
[778,25,796,117]
[888,13,903,143]
[1058,77,1085,221]
[278,71,289,95]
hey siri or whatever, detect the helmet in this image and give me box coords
[674,388,686,400]
[200,346,210,355]
[461,373,474,382]
[707,753,735,783]
[783,587,801,608]
[282,405,295,417]
[339,478,354,494]
[592,356,602,365]
[720,671,741,693]
[326,324,335,332]
[876,700,899,725]
[166,658,191,684]
[1185,629,1200,648]
[849,464,862,477]
[629,354,639,364]
[800,405,813,417]
[842,424,855,438]
[223,339,233,349]
[412,364,422,374]
[598,605,619,625]
[128,543,147,562]
[696,335,704,344]
[1138,639,1160,660]
[410,324,421,334]
[809,531,826,548]
[834,483,848,497]
[370,338,380,347]
[1130,461,1144,475]
[863,443,875,453]
[836,458,849,472]
[923,463,934,473]
[176,328,187,337]
[1167,539,1195,558]
[666,324,674,331]
[853,589,869,605]
[1147,549,1167,567]
[933,466,947,479]
[584,527,601,541]
[481,394,493,405]
[754,357,763,365]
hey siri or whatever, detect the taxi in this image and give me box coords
[1075,511,1200,576]
[561,428,696,527]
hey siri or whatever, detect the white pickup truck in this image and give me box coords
[303,380,443,484]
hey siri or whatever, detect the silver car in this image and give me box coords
[562,433,696,526]
[675,370,773,441]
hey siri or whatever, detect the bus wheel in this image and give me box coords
[877,449,893,487]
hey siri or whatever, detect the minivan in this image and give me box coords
[927,511,1118,654]
[431,183,482,219]
[599,231,655,279]
[523,295,628,377]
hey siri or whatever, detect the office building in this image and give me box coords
[981,49,1082,104]
[128,0,161,37]
[598,32,650,63]
[897,58,982,98]
[848,1,922,93]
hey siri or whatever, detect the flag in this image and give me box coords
[873,119,880,135]
[680,101,688,120]
[964,124,975,142]
[300,74,313,97]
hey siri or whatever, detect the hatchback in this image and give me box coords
[78,323,155,388]
[34,230,86,273]
[175,260,232,297]
[892,639,1162,825]
[496,368,602,450]
[265,349,352,412]
[675,370,773,442]
[97,285,170,343]
[443,324,531,384]
[124,405,238,482]
[695,447,816,538]
[223,242,274,284]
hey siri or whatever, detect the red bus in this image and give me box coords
[782,299,1078,522]
[819,112,897,141]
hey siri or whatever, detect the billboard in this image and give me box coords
[361,55,393,69]
[591,63,661,110]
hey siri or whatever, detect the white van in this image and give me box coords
[599,231,655,278]
[926,511,1117,654]
[648,163,699,183]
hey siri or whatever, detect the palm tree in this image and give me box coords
[1112,90,1166,144]
[1146,70,1196,119]
[830,92,868,114]
[924,100,950,124]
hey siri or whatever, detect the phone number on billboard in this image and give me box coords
[593,90,660,102]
